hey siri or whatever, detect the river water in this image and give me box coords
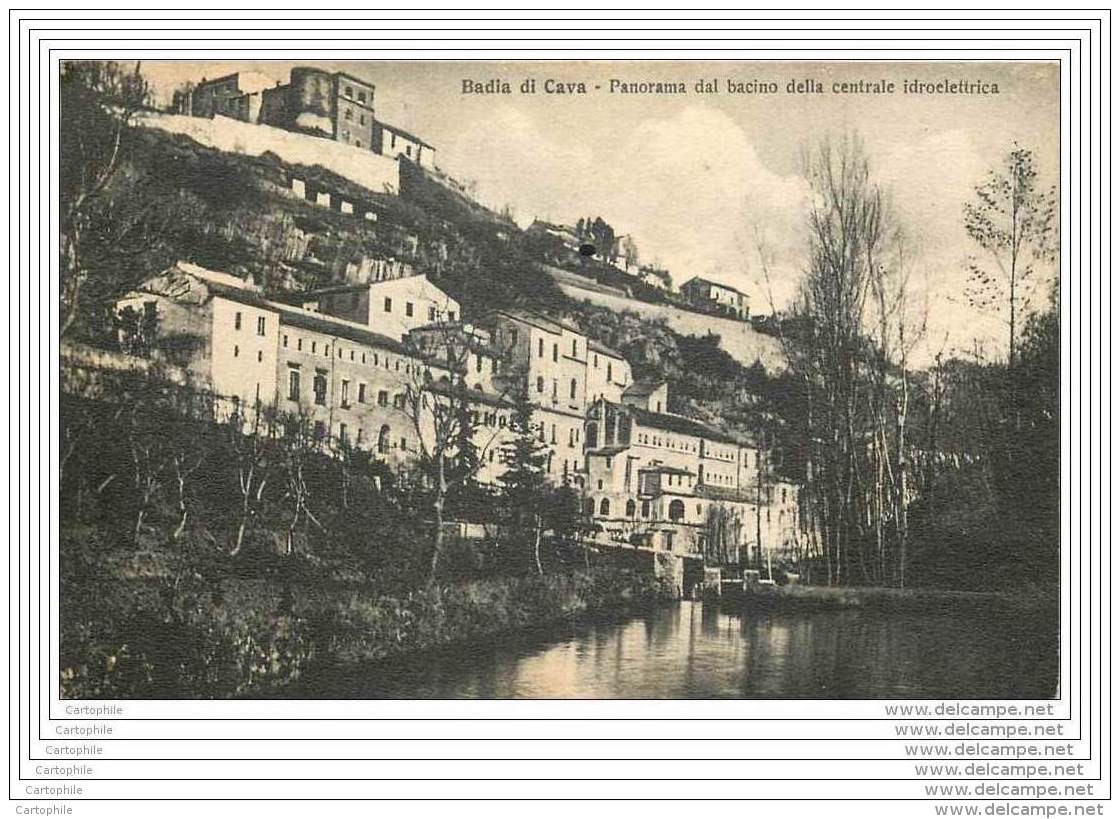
[320,601,1059,699]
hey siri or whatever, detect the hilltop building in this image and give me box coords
[680,276,750,319]
[177,71,275,120]
[179,67,435,168]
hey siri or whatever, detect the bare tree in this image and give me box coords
[170,439,205,541]
[225,403,276,557]
[758,134,912,586]
[964,144,1058,368]
[127,399,171,545]
[800,135,886,585]
[867,234,927,586]
[402,321,510,583]
[277,410,325,556]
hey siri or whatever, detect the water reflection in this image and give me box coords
[322,602,1058,699]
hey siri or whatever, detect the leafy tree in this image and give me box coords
[115,304,158,355]
[497,387,550,574]
[589,216,616,261]
[964,145,1058,368]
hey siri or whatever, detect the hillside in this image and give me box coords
[72,116,802,469]
[139,112,788,368]
[137,111,402,194]
[544,264,785,372]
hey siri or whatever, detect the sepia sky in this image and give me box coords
[142,60,1060,360]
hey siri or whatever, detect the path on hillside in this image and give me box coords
[543,266,787,373]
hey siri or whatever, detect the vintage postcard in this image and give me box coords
[58,58,1061,700]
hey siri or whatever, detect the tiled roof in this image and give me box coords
[639,463,695,476]
[588,338,625,359]
[488,308,583,337]
[425,378,514,409]
[199,276,410,356]
[628,404,741,446]
[622,379,664,398]
[695,484,758,503]
[586,445,629,456]
[379,121,435,150]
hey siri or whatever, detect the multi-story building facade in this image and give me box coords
[483,309,634,485]
[372,122,435,167]
[581,381,798,564]
[115,262,512,485]
[298,275,461,343]
[116,261,801,563]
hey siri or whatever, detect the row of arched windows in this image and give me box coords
[585,497,673,521]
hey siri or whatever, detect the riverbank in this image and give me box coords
[296,599,1061,699]
[60,549,672,699]
[735,582,1058,616]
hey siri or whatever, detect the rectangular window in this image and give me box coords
[552,343,558,362]
[428,306,436,322]
[377,390,388,407]
[538,339,544,358]
[313,373,327,406]
[358,383,366,403]
[297,338,303,351]
[288,370,300,401]
[384,297,392,313]
[341,380,350,406]
[405,302,414,317]
[234,311,242,330]
[282,334,288,348]
[572,339,577,356]
[257,316,266,336]
[339,423,348,445]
